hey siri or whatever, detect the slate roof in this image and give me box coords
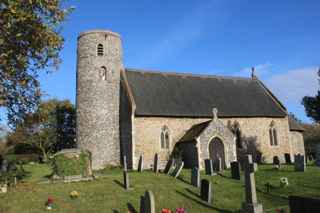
[124,69,287,118]
[288,116,305,132]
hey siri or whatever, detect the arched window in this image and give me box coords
[160,126,170,149]
[97,44,104,56]
[269,121,278,146]
[99,66,107,80]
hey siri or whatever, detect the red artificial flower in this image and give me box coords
[176,208,185,213]
[161,208,172,213]
[47,197,54,204]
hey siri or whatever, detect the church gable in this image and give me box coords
[124,68,287,118]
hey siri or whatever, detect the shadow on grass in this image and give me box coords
[113,179,125,189]
[185,188,200,199]
[177,176,190,185]
[176,190,233,213]
[127,203,138,213]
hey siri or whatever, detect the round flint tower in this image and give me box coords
[76,30,123,169]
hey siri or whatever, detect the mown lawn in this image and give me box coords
[0,164,319,213]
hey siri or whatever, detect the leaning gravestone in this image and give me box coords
[191,167,200,187]
[231,161,241,180]
[273,156,281,169]
[123,170,130,190]
[172,161,184,178]
[204,159,214,176]
[315,144,320,167]
[200,179,212,204]
[163,158,174,174]
[138,155,144,172]
[241,154,263,213]
[143,190,155,213]
[153,154,159,174]
[52,149,92,181]
[294,154,306,172]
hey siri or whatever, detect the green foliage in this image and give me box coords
[52,151,91,177]
[302,123,320,157]
[302,69,320,123]
[0,159,27,185]
[6,99,76,161]
[4,154,40,164]
[0,0,73,127]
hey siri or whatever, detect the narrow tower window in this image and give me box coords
[99,66,107,80]
[269,121,278,146]
[161,126,170,149]
[97,44,104,56]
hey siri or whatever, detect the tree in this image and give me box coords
[302,69,320,123]
[0,0,73,127]
[6,99,76,161]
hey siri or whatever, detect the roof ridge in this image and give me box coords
[125,68,252,81]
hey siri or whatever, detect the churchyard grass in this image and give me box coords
[0,164,319,212]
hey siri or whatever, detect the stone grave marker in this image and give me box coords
[172,161,184,178]
[143,190,155,213]
[284,153,291,164]
[191,167,200,187]
[289,196,320,213]
[123,170,130,190]
[230,161,241,180]
[123,155,128,172]
[138,155,144,172]
[294,154,306,172]
[273,156,281,169]
[213,157,222,172]
[204,159,214,176]
[140,196,145,213]
[241,154,263,213]
[153,154,159,174]
[163,158,175,174]
[200,179,212,204]
[315,144,320,167]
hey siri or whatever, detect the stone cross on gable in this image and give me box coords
[242,154,263,213]
[212,108,218,121]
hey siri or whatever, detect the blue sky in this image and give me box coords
[5,0,320,125]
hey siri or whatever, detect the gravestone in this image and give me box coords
[138,155,144,172]
[143,190,155,213]
[315,144,320,167]
[213,158,222,172]
[273,156,281,169]
[191,167,200,187]
[284,153,291,164]
[204,159,214,176]
[294,154,306,172]
[163,159,174,174]
[230,161,241,180]
[123,170,130,190]
[289,196,320,213]
[172,161,184,178]
[200,179,212,203]
[123,155,128,172]
[241,154,263,213]
[153,154,159,174]
[1,159,8,173]
[140,196,145,213]
[52,149,92,179]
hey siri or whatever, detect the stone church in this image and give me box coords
[76,30,305,170]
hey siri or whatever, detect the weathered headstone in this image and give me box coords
[140,196,145,213]
[231,161,241,180]
[191,167,200,187]
[138,155,144,172]
[315,144,320,167]
[153,154,159,174]
[289,196,320,213]
[200,179,212,204]
[144,190,155,213]
[241,154,263,213]
[123,170,130,190]
[213,158,222,172]
[204,159,214,176]
[294,154,306,172]
[123,155,128,172]
[172,161,184,178]
[163,158,174,174]
[273,156,281,169]
[284,153,291,164]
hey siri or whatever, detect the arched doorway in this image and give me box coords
[209,137,226,169]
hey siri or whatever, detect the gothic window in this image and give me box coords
[269,121,278,146]
[97,44,104,56]
[160,126,170,149]
[99,66,107,80]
